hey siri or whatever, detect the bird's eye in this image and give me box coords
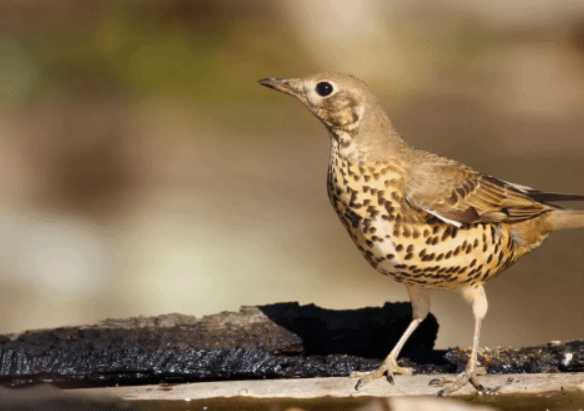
[315,82,333,96]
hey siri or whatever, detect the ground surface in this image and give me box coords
[0,302,582,389]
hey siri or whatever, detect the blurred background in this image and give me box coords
[1,0,583,351]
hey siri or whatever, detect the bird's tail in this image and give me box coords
[551,209,584,230]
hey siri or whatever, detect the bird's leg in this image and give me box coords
[430,284,499,396]
[352,286,432,389]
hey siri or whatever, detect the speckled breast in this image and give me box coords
[326,145,520,290]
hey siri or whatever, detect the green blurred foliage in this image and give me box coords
[1,1,302,117]
[0,34,41,107]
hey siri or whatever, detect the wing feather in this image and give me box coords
[405,157,558,225]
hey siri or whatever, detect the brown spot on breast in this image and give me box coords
[384,178,399,187]
[376,191,385,205]
[395,244,404,252]
[381,165,398,174]
[367,205,379,218]
[423,253,436,261]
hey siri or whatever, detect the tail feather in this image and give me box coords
[505,181,584,204]
[551,209,584,230]
[528,191,584,203]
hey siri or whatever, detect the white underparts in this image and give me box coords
[373,215,401,271]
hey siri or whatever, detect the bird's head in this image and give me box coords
[258,72,406,161]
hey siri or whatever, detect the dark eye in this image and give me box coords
[315,82,333,96]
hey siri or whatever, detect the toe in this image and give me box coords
[428,377,447,387]
[430,370,498,396]
[351,360,413,390]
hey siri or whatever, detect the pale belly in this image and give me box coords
[339,209,517,290]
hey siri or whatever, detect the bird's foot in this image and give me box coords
[351,358,413,390]
[429,366,499,396]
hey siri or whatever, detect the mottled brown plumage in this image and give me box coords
[258,73,584,395]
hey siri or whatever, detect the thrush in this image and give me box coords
[258,73,584,396]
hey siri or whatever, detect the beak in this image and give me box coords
[258,77,300,97]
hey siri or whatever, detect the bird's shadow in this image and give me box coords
[258,302,446,365]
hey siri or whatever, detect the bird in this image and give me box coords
[257,72,584,395]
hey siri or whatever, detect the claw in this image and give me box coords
[429,371,500,396]
[351,358,413,390]
[428,377,445,387]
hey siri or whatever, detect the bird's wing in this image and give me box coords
[405,160,553,226]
